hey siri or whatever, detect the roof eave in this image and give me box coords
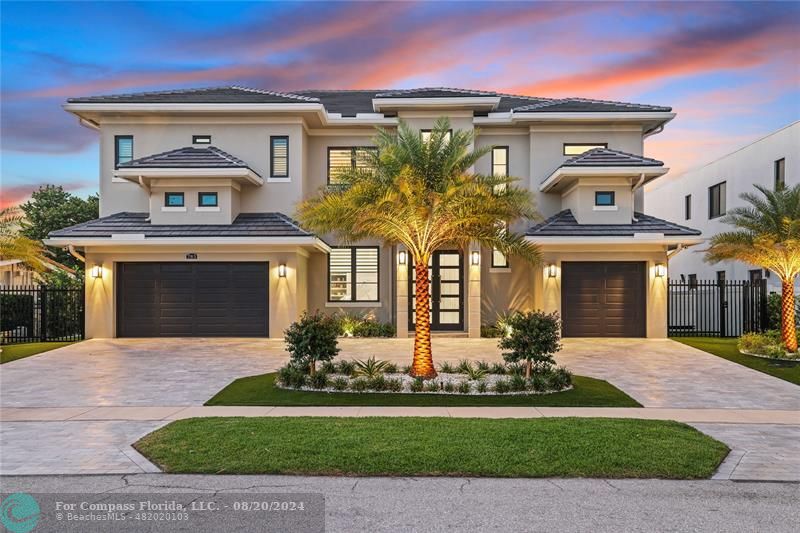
[525,235,703,246]
[114,167,264,186]
[45,235,331,253]
[540,166,669,192]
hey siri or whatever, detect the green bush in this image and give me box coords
[480,325,500,338]
[476,381,488,393]
[367,375,387,391]
[443,381,456,393]
[310,372,330,390]
[551,366,573,389]
[331,377,349,391]
[457,381,471,394]
[336,360,356,376]
[509,374,527,392]
[333,311,395,338]
[476,360,490,372]
[410,377,425,392]
[383,362,399,374]
[353,356,390,379]
[1,294,34,332]
[284,311,340,375]
[386,378,404,392]
[438,361,456,373]
[529,373,549,392]
[489,362,507,375]
[320,361,337,374]
[493,379,511,394]
[277,365,308,389]
[738,330,790,358]
[499,310,562,378]
[424,380,440,393]
[349,378,369,392]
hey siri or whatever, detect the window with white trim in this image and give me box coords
[708,181,726,219]
[327,147,377,185]
[270,136,289,178]
[115,135,133,168]
[328,247,379,302]
[492,221,509,268]
[563,143,607,156]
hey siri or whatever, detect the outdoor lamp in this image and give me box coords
[91,265,103,279]
[655,263,667,277]
[547,264,556,278]
[398,251,407,265]
[278,264,287,278]
[470,251,480,266]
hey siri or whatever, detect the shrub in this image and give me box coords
[310,372,329,390]
[386,378,404,392]
[457,381,471,394]
[457,359,473,373]
[476,381,488,393]
[277,365,308,389]
[443,381,456,393]
[353,356,391,379]
[320,361,337,374]
[353,320,396,338]
[493,379,511,394]
[529,373,549,392]
[489,362,507,375]
[464,365,487,381]
[383,362,399,374]
[506,363,524,376]
[424,380,440,393]
[410,377,425,392]
[499,310,562,379]
[551,366,573,389]
[438,361,456,373]
[331,377,349,391]
[476,360,490,372]
[738,330,789,357]
[509,374,527,392]
[367,375,387,391]
[349,378,369,392]
[1,294,34,332]
[494,311,518,338]
[480,325,500,338]
[284,311,340,375]
[335,311,362,337]
[336,360,356,376]
[401,365,413,375]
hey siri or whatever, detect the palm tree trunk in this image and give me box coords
[410,259,437,378]
[781,279,797,353]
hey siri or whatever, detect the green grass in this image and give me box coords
[135,417,728,478]
[674,337,800,386]
[0,342,73,364]
[205,373,641,407]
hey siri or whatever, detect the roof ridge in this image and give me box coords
[561,96,670,111]
[205,145,247,165]
[229,85,320,102]
[273,212,311,235]
[374,87,500,97]
[67,85,238,101]
[634,212,701,234]
[512,98,568,111]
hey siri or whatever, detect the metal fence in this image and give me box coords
[668,279,768,337]
[1,285,84,344]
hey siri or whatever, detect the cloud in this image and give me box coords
[0,180,94,209]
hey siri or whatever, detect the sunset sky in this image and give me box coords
[1,0,798,208]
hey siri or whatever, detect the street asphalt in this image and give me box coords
[2,474,798,532]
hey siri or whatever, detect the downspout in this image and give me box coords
[78,118,100,131]
[67,245,85,264]
[643,124,664,139]
[138,176,152,222]
[666,244,684,259]
[630,173,646,222]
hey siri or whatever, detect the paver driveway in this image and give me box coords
[1,337,798,408]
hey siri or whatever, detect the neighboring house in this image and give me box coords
[0,257,76,287]
[46,86,701,339]
[646,121,798,291]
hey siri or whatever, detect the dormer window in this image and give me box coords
[165,192,184,207]
[595,191,615,206]
[192,135,211,144]
[198,192,218,207]
[564,143,607,156]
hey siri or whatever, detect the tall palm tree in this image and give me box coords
[298,118,541,378]
[705,184,800,352]
[0,207,49,273]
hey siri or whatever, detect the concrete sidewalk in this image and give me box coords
[2,405,798,424]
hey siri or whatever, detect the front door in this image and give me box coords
[408,251,464,331]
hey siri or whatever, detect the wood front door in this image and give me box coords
[408,251,464,331]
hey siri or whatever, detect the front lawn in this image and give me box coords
[674,337,800,386]
[206,372,641,407]
[0,342,73,364]
[135,417,728,478]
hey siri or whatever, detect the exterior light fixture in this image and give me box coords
[91,265,103,279]
[547,264,556,278]
[655,263,667,277]
[278,264,287,278]
[398,251,407,265]
[470,251,480,266]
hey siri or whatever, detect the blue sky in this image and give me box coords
[2,0,798,207]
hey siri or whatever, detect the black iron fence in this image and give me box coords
[668,279,768,337]
[1,285,84,344]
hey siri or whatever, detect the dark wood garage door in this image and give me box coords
[561,262,646,338]
[117,262,268,337]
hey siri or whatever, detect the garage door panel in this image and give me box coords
[562,261,645,338]
[118,262,268,337]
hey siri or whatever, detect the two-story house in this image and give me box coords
[46,86,702,339]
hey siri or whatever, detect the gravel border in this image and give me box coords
[739,349,800,362]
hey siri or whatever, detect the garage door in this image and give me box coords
[117,262,268,337]
[561,262,645,337]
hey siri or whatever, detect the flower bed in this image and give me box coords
[737,331,800,361]
[276,359,573,396]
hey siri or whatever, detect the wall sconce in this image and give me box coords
[547,264,557,278]
[398,251,407,265]
[278,264,287,278]
[470,250,480,266]
[91,265,103,279]
[655,263,667,277]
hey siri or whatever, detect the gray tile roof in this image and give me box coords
[562,148,664,167]
[68,85,671,115]
[118,146,260,176]
[526,210,701,237]
[48,212,316,239]
[67,86,320,104]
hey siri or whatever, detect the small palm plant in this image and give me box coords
[0,207,48,273]
[353,356,391,379]
[298,118,541,378]
[705,184,800,352]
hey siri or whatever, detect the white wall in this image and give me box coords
[645,122,799,289]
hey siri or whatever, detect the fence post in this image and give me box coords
[40,285,48,342]
[80,286,86,340]
[760,279,768,332]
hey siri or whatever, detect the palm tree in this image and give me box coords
[0,207,49,273]
[298,118,541,378]
[705,184,800,352]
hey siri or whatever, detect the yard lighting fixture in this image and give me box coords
[91,265,103,279]
[398,250,407,265]
[547,264,557,278]
[470,251,480,266]
[278,264,287,278]
[655,263,667,277]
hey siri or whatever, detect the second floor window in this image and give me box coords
[492,146,509,194]
[328,247,379,302]
[327,147,377,185]
[492,221,509,269]
[563,143,607,156]
[192,135,211,144]
[115,135,133,168]
[595,191,615,206]
[421,129,452,143]
[165,192,184,207]
[270,136,289,178]
[775,158,786,189]
[685,194,692,220]
[198,192,218,207]
[708,181,726,219]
